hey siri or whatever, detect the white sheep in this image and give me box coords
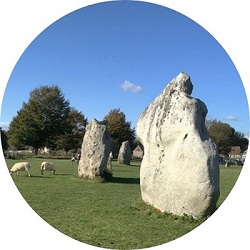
[71,156,77,165]
[10,162,31,177]
[41,161,56,175]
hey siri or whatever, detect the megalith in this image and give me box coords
[106,152,113,171]
[78,119,111,178]
[118,141,132,165]
[136,72,220,218]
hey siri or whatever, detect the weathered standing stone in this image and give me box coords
[78,119,111,178]
[106,152,113,171]
[118,141,132,165]
[136,72,220,218]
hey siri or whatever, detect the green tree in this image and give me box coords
[207,120,248,154]
[208,120,234,153]
[103,108,135,157]
[231,130,249,151]
[133,137,144,152]
[55,108,88,152]
[8,85,71,154]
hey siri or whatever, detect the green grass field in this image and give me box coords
[5,158,242,249]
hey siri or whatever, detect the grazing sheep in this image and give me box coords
[10,162,31,177]
[41,162,56,175]
[71,156,77,165]
[71,151,80,165]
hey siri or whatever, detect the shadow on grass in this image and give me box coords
[109,176,140,185]
[30,175,53,178]
[54,173,72,176]
[129,164,141,168]
[30,173,72,177]
[10,175,52,178]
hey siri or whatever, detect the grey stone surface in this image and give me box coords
[78,119,111,178]
[118,140,132,165]
[107,152,113,171]
[136,72,220,218]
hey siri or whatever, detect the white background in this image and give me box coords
[0,1,249,249]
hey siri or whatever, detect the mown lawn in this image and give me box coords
[5,158,242,249]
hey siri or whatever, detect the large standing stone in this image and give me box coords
[118,141,132,165]
[78,119,111,178]
[136,72,220,218]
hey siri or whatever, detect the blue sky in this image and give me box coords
[0,1,249,136]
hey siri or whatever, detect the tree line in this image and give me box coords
[206,120,248,155]
[1,85,248,157]
[1,85,135,157]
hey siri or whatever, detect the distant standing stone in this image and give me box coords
[118,141,132,165]
[136,72,220,218]
[78,119,111,178]
[107,151,113,171]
